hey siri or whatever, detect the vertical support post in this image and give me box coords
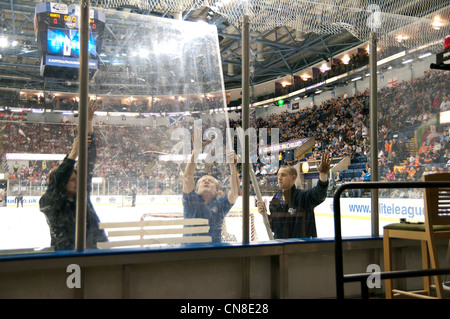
[369,32,379,238]
[242,15,250,245]
[75,0,90,252]
[271,254,288,299]
[334,191,344,299]
[122,265,131,299]
[241,14,250,299]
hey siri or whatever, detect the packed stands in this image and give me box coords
[2,69,450,198]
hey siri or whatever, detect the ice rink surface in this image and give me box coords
[0,196,413,251]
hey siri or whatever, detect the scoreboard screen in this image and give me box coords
[34,2,105,79]
[47,27,97,58]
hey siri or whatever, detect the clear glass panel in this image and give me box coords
[374,44,449,235]
[1,2,449,252]
[319,42,449,238]
[1,6,236,253]
[251,37,449,240]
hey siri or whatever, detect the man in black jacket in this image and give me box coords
[257,152,331,239]
[39,101,107,250]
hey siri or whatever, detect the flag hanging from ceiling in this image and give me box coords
[388,77,398,86]
[169,115,185,126]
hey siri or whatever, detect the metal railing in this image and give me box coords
[333,181,450,299]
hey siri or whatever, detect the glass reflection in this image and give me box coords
[0,5,449,253]
[1,8,233,251]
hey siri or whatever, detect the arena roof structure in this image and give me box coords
[0,0,448,94]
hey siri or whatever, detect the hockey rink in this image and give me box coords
[0,195,426,251]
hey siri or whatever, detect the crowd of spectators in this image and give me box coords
[376,70,450,180]
[2,69,450,197]
[6,50,371,112]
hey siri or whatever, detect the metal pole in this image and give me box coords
[334,185,344,299]
[242,15,250,245]
[241,14,250,299]
[75,0,90,252]
[369,32,379,238]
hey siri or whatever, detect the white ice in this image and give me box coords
[0,197,397,251]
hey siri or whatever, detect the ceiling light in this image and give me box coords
[341,55,350,64]
[301,74,310,81]
[419,52,432,59]
[320,63,329,72]
[396,35,408,43]
[432,16,444,30]
[0,36,7,47]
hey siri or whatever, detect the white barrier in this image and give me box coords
[5,195,425,222]
[315,198,424,221]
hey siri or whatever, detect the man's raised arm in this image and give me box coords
[182,139,211,194]
[226,150,239,205]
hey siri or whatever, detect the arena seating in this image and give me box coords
[3,69,449,196]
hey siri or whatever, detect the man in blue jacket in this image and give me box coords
[182,139,239,243]
[39,101,107,250]
[257,152,331,239]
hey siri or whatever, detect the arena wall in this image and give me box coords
[0,236,449,299]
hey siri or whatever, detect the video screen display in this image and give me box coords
[47,26,97,58]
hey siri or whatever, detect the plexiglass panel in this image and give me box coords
[318,45,450,238]
[248,41,449,240]
[1,6,244,252]
[373,48,450,234]
[1,2,450,253]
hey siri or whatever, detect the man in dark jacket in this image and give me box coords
[257,152,331,239]
[39,101,107,250]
